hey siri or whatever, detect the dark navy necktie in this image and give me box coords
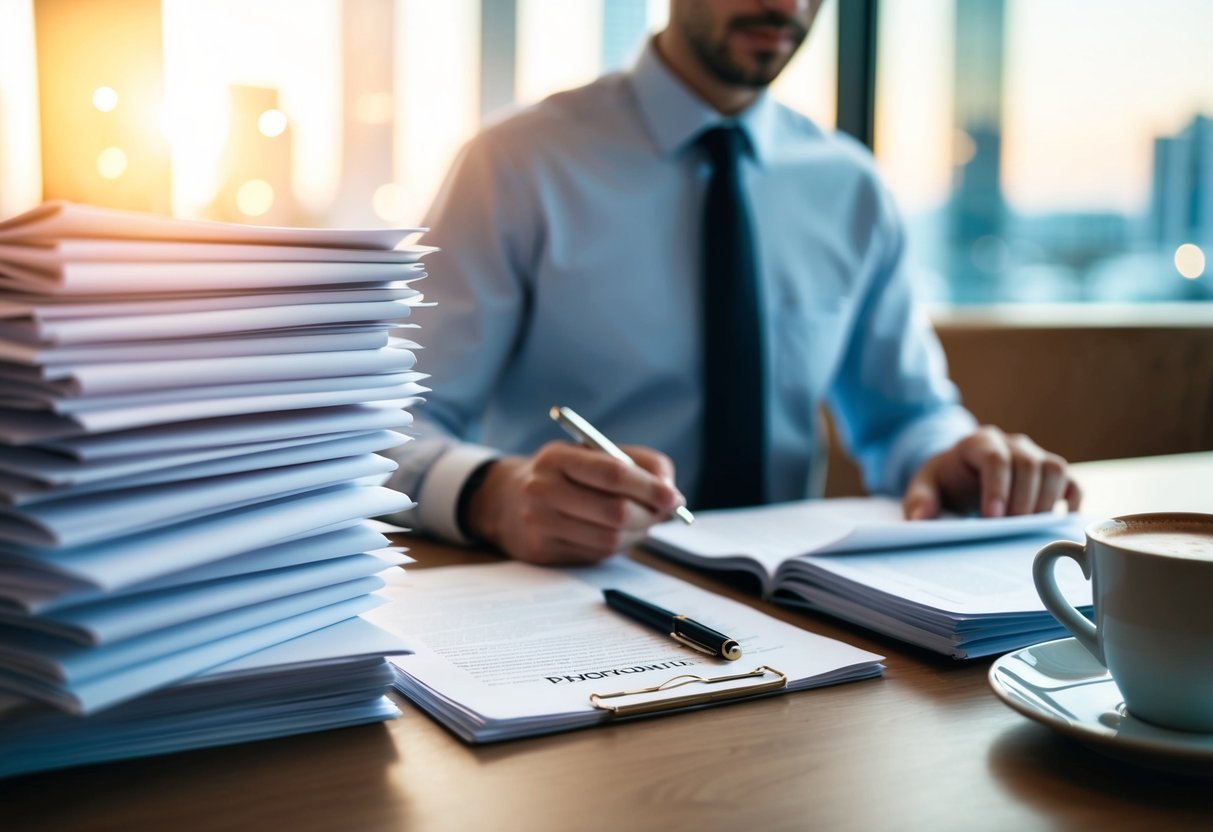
[696,125,767,509]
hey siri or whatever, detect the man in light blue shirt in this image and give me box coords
[386,0,1080,564]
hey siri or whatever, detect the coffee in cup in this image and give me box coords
[1034,512,1213,733]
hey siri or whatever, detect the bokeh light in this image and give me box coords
[1174,243,1206,279]
[92,86,119,112]
[236,178,274,216]
[257,108,288,138]
[96,147,128,179]
[372,182,409,222]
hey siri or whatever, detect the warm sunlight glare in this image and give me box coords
[354,92,394,125]
[93,86,119,112]
[0,0,40,216]
[372,182,409,222]
[516,0,601,104]
[159,83,232,216]
[873,0,954,215]
[770,0,836,129]
[257,108,288,138]
[97,147,129,179]
[236,178,274,216]
[162,0,341,218]
[396,0,479,224]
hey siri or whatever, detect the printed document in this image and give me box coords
[370,557,883,742]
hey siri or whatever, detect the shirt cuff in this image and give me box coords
[415,443,502,545]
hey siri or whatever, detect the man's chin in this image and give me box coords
[729,44,793,80]
[731,56,786,87]
[697,42,791,88]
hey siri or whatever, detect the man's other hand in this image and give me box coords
[903,426,1082,521]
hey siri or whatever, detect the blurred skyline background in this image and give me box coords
[0,0,1209,304]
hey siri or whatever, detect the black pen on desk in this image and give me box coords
[603,588,742,661]
[549,405,694,525]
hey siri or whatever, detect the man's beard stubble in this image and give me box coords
[682,10,809,88]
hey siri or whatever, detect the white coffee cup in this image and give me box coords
[1033,512,1213,733]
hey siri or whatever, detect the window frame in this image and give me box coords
[835,0,878,150]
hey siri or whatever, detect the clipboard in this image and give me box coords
[589,665,788,718]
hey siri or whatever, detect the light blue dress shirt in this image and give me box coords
[386,40,977,542]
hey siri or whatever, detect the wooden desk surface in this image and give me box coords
[4,453,1213,831]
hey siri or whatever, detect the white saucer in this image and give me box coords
[989,637,1213,775]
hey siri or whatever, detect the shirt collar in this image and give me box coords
[628,37,778,166]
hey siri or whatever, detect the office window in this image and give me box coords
[166,0,485,227]
[514,1,835,122]
[771,0,836,130]
[161,0,345,222]
[0,0,837,226]
[875,0,1213,303]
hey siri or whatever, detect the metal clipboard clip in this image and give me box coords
[588,665,788,718]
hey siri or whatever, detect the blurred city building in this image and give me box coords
[209,85,296,226]
[948,0,1007,303]
[1151,114,1213,250]
[333,0,395,227]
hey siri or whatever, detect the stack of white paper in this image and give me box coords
[0,201,427,773]
[0,615,406,777]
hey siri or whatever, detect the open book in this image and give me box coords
[646,497,1091,658]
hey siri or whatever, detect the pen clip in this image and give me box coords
[589,665,789,717]
[669,631,716,656]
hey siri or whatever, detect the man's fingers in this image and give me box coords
[919,427,1080,521]
[1034,452,1069,513]
[902,467,942,520]
[533,474,660,532]
[621,444,676,483]
[963,428,1012,517]
[1006,435,1044,515]
[481,445,681,566]
[622,444,689,520]
[1064,478,1083,512]
[511,502,645,567]
[547,443,680,513]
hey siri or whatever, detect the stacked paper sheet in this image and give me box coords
[0,201,427,774]
[0,616,404,778]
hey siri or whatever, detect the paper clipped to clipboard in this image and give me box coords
[370,558,883,743]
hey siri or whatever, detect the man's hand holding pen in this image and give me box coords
[465,442,687,566]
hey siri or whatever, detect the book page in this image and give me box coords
[789,531,1092,616]
[647,496,1077,575]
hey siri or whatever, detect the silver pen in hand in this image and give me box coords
[549,405,694,525]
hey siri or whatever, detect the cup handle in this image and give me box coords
[1032,539,1102,664]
